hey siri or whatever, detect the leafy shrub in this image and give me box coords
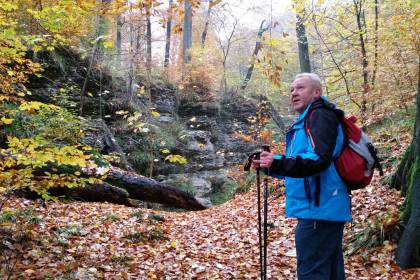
[0,136,101,198]
[104,214,120,222]
[235,171,257,193]
[0,210,16,223]
[58,224,83,237]
[0,101,85,145]
[131,210,144,220]
[0,100,105,199]
[211,180,237,205]
[164,177,196,196]
[124,225,166,243]
[127,149,152,173]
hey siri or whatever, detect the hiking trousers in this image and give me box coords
[295,219,345,280]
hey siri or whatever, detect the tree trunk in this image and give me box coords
[116,15,122,58]
[353,0,369,127]
[146,12,152,103]
[296,13,311,73]
[395,62,420,269]
[218,19,238,94]
[201,0,212,47]
[371,0,379,87]
[240,20,268,90]
[15,167,209,211]
[107,167,208,210]
[80,37,101,116]
[164,0,173,68]
[127,4,135,99]
[56,182,131,205]
[182,0,192,64]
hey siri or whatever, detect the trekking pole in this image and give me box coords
[256,165,264,280]
[263,174,268,280]
[243,147,270,279]
[262,145,270,280]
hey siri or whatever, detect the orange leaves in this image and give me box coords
[1,167,420,278]
[232,131,253,142]
[260,130,273,144]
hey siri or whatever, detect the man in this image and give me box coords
[253,73,351,280]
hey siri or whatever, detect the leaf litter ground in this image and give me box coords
[1,179,420,279]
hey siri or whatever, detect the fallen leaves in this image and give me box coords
[1,179,420,279]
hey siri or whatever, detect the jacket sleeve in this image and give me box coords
[269,109,339,178]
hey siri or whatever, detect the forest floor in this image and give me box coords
[2,171,420,279]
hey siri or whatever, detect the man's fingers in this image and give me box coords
[260,151,270,156]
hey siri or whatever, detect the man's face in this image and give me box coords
[289,77,321,113]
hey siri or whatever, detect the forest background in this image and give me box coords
[0,0,419,278]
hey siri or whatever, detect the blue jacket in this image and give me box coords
[269,98,351,222]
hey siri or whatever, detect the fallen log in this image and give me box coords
[107,167,208,210]
[12,165,208,210]
[59,182,132,206]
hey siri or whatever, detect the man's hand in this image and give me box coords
[252,151,274,169]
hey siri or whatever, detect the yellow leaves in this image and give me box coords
[1,117,14,125]
[137,86,145,96]
[266,38,280,47]
[161,149,171,154]
[0,136,99,195]
[19,101,45,113]
[189,117,197,122]
[165,154,187,165]
[170,240,178,249]
[0,1,18,12]
[151,111,160,118]
[103,41,113,49]
[0,95,10,102]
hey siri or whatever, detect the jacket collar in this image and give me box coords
[291,97,337,125]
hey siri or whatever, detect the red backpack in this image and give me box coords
[336,115,383,192]
[305,107,383,193]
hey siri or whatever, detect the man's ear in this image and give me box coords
[314,88,321,99]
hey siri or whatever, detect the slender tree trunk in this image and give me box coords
[201,0,212,47]
[182,0,192,64]
[218,19,237,94]
[146,12,152,103]
[353,0,369,127]
[80,0,104,116]
[116,15,122,58]
[127,4,135,99]
[296,13,311,73]
[80,41,99,116]
[395,62,420,269]
[240,20,268,90]
[164,0,173,68]
[371,0,379,87]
